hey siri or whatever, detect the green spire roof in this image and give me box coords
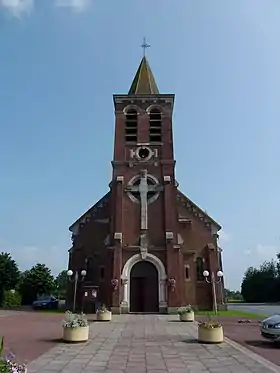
[128,56,159,95]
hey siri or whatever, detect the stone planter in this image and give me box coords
[198,324,224,343]
[96,311,112,321]
[62,326,89,343]
[179,311,194,322]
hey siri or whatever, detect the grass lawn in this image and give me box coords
[195,310,267,318]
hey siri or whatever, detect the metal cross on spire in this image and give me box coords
[141,37,150,57]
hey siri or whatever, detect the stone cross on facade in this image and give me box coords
[139,169,149,230]
[127,170,160,230]
[126,170,162,259]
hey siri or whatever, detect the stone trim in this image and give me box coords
[146,104,165,115]
[122,104,143,115]
[163,175,171,182]
[114,232,123,243]
[165,231,174,242]
[120,253,167,312]
[177,191,221,230]
[116,176,124,182]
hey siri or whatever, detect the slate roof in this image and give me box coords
[128,56,159,95]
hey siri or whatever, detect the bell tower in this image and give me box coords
[67,41,223,314]
[110,46,184,313]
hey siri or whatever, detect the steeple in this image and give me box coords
[128,56,159,95]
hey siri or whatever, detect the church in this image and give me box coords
[67,52,224,313]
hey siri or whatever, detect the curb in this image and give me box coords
[224,336,280,373]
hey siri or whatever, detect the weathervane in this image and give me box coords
[141,37,150,57]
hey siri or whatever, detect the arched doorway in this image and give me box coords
[130,261,159,313]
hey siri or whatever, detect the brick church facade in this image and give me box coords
[67,56,224,313]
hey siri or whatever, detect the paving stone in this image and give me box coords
[125,369,147,373]
[87,360,108,366]
[27,315,280,373]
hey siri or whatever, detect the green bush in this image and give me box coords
[2,290,21,308]
[0,360,11,373]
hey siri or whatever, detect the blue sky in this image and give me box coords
[0,0,279,290]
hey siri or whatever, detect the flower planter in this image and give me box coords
[96,311,112,321]
[179,311,194,322]
[198,325,224,344]
[63,326,89,343]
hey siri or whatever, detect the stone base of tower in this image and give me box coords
[111,303,168,314]
[111,303,226,315]
[117,304,168,314]
[167,307,179,314]
[111,306,121,314]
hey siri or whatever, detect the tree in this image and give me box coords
[224,288,243,301]
[276,253,280,277]
[0,252,20,305]
[241,259,279,303]
[55,270,68,299]
[19,263,56,305]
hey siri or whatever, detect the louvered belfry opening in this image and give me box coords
[125,109,138,142]
[149,108,161,142]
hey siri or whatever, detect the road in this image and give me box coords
[228,303,280,317]
[0,311,64,364]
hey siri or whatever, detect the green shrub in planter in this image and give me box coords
[197,320,224,343]
[62,311,89,343]
[178,305,195,322]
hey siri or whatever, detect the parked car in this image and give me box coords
[32,296,59,310]
[260,314,280,342]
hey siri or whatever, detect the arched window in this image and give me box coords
[196,257,204,281]
[149,108,162,142]
[184,265,190,280]
[85,257,94,280]
[99,266,105,280]
[125,109,138,142]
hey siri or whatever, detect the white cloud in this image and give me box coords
[0,0,92,17]
[0,0,33,17]
[54,0,91,11]
[218,230,231,245]
[244,249,251,255]
[244,243,278,261]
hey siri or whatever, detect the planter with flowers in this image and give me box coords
[62,311,89,343]
[178,305,195,322]
[0,336,27,372]
[198,320,224,343]
[96,304,112,321]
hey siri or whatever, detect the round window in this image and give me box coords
[136,146,151,161]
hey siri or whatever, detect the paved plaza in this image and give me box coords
[27,315,280,373]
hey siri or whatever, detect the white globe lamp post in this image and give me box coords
[203,270,224,314]
[67,269,87,312]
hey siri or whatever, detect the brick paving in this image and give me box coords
[0,311,64,364]
[27,315,280,373]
